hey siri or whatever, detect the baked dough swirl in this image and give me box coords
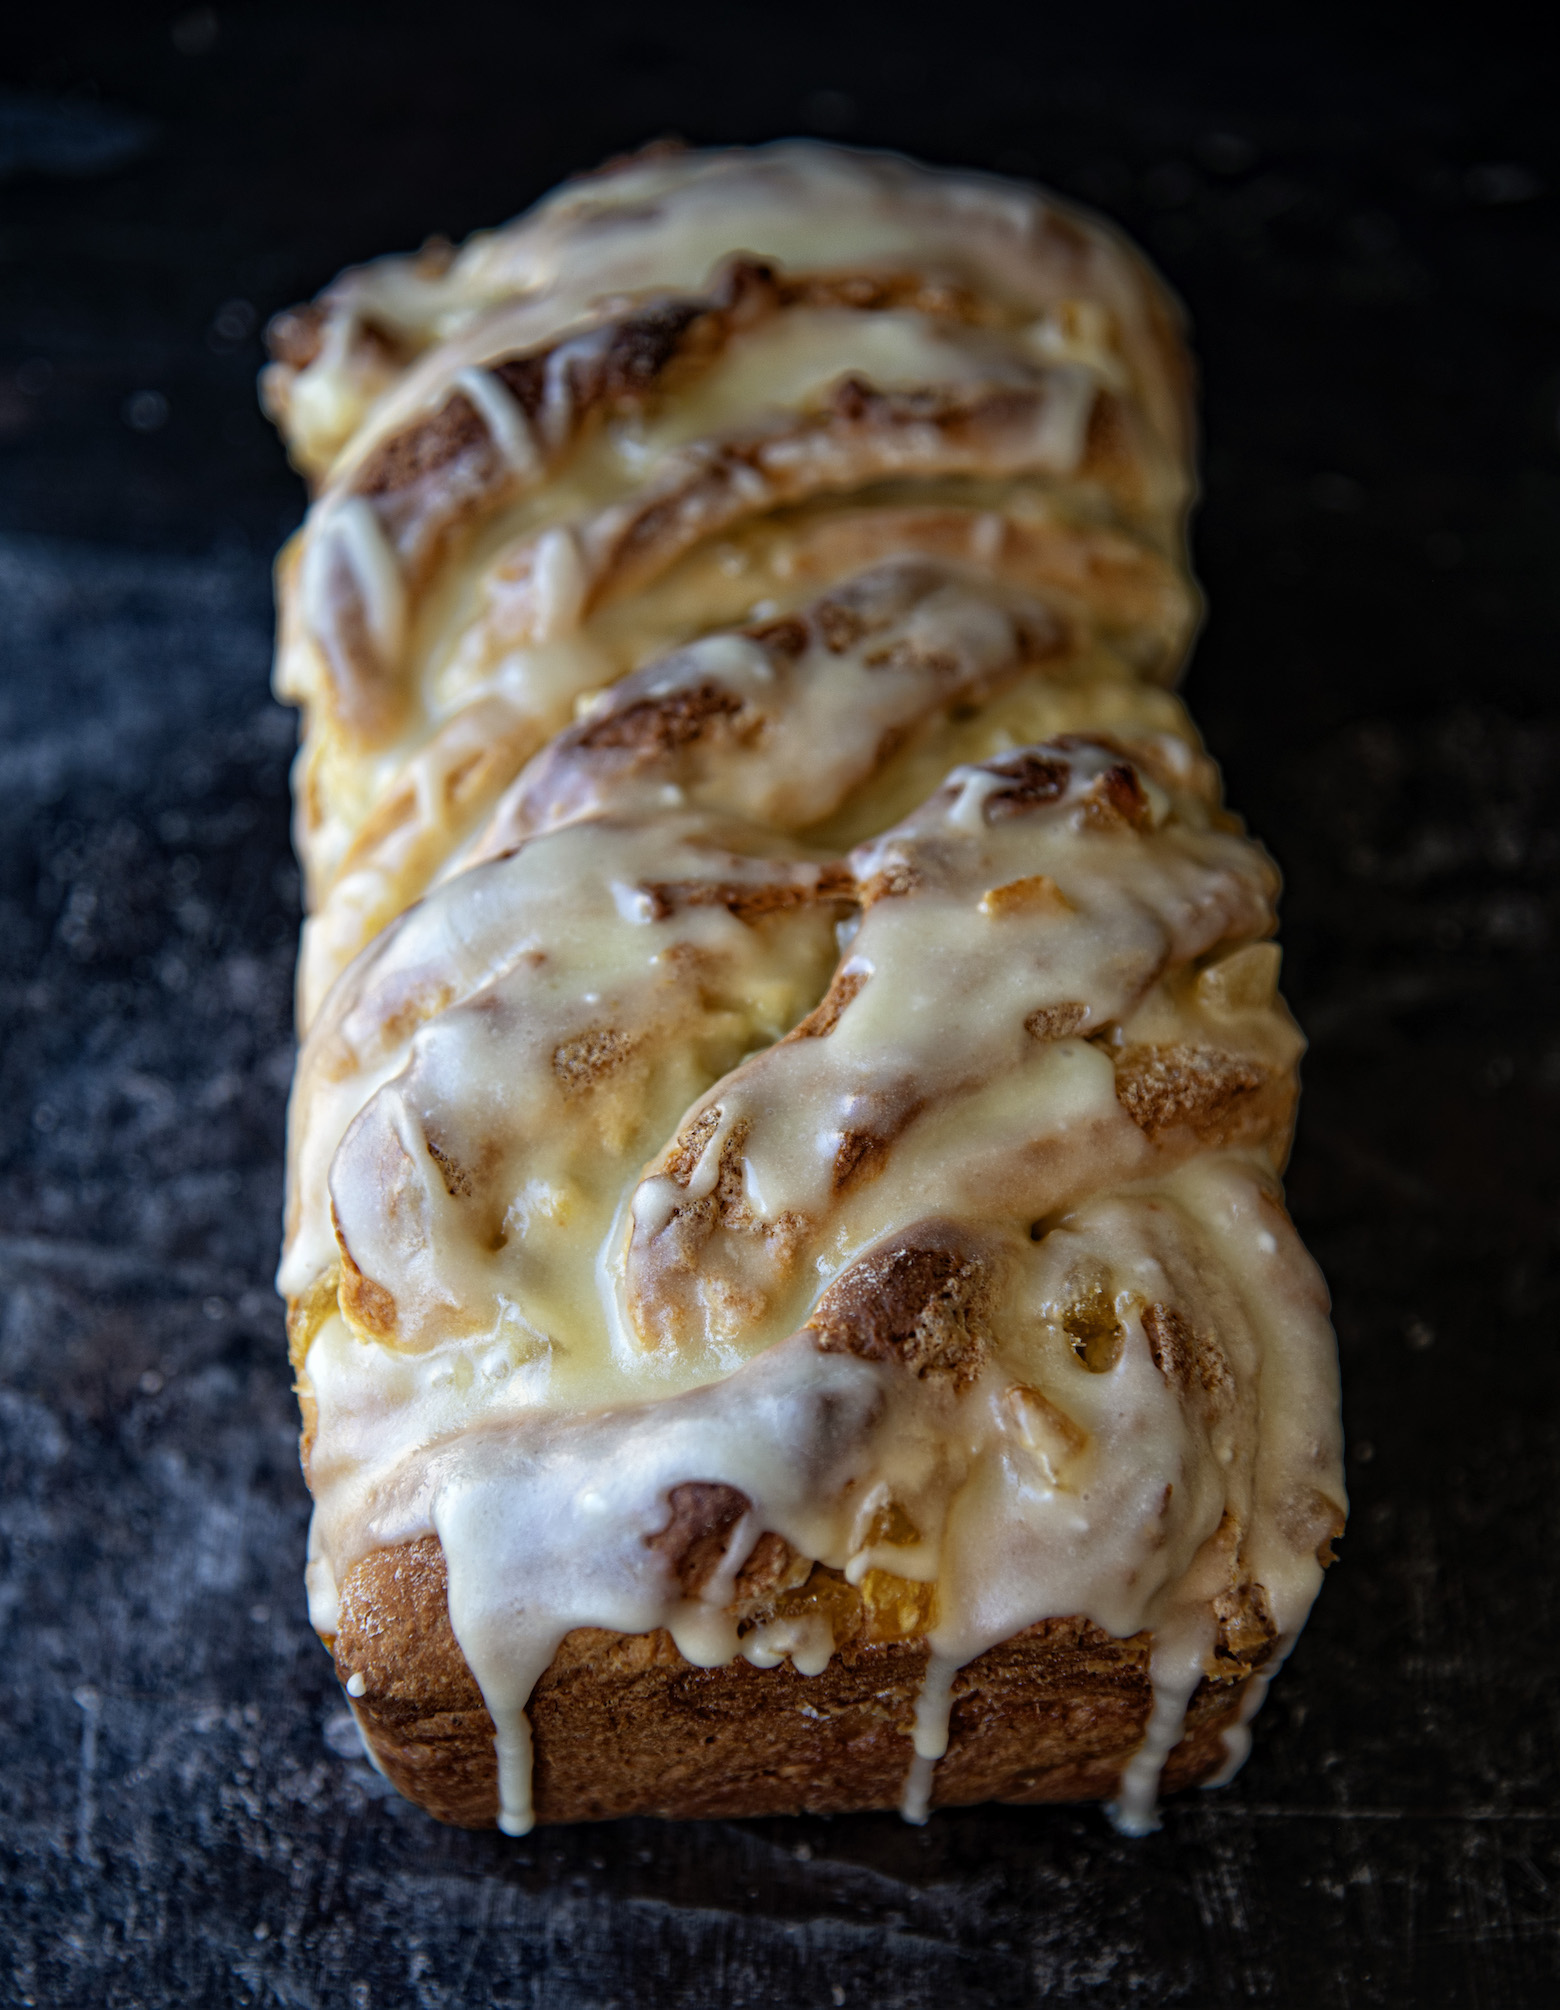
[270,141,1344,1834]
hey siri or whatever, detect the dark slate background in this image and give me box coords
[2,5,1557,2004]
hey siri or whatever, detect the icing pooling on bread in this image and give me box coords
[283,812,848,1363]
[291,508,1197,1027]
[298,307,1115,742]
[623,739,1287,1359]
[290,739,1334,1835]
[264,142,1190,484]
[272,142,1343,1836]
[302,1148,1339,1835]
[461,560,1064,857]
[281,322,1156,924]
[272,147,1195,1019]
[279,289,1138,768]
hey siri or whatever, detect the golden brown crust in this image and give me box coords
[637,859,857,924]
[1113,1040,1292,1147]
[1142,1300,1234,1406]
[333,1536,1260,1828]
[645,1481,752,1595]
[265,302,328,372]
[782,966,870,1043]
[808,1223,992,1390]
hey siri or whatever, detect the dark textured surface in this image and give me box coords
[2,6,1558,2004]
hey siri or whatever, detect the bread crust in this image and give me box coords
[333,1536,1263,1828]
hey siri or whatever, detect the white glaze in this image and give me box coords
[273,146,1344,1839]
[271,143,1190,948]
[299,494,407,675]
[453,366,543,479]
[266,143,1192,483]
[1108,1616,1215,1835]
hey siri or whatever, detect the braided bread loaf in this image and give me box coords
[269,142,1344,1835]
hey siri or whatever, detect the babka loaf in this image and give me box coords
[267,141,1345,1835]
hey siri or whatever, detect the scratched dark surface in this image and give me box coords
[2,5,1558,2005]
